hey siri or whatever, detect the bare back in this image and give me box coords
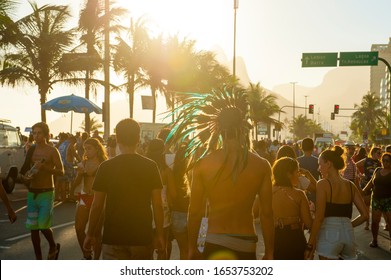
[197,150,271,235]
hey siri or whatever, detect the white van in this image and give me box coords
[0,119,25,193]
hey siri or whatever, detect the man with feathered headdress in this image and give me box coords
[167,87,274,260]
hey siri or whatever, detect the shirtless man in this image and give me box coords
[187,109,274,260]
[57,135,81,201]
[20,122,64,260]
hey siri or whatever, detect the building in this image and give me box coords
[371,38,391,97]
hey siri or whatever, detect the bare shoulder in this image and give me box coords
[248,151,271,169]
[316,178,330,191]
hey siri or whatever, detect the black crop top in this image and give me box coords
[324,179,353,219]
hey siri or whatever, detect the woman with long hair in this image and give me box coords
[73,138,107,259]
[168,144,190,259]
[363,152,391,249]
[305,146,368,260]
[146,138,174,259]
[272,157,312,259]
[356,146,382,229]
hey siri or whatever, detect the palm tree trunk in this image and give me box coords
[40,91,47,123]
[85,70,91,134]
[128,74,135,118]
[152,85,156,123]
[253,121,259,141]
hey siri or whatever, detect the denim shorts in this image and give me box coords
[316,217,357,260]
[171,211,188,233]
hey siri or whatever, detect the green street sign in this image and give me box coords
[339,51,378,66]
[302,53,338,67]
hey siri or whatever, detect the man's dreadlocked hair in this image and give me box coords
[166,86,252,179]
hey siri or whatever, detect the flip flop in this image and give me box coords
[48,243,61,260]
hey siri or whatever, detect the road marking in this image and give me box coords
[5,221,75,242]
[15,206,27,213]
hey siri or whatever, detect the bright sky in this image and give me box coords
[3,0,391,134]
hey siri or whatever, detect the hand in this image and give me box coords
[304,244,315,260]
[8,210,17,224]
[155,232,166,254]
[83,235,94,254]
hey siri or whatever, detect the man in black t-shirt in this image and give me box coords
[84,119,164,260]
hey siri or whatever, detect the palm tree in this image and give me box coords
[194,51,232,93]
[350,91,388,143]
[77,0,126,132]
[80,116,103,132]
[142,34,167,123]
[0,0,17,30]
[290,114,324,140]
[0,2,76,122]
[113,16,149,118]
[246,82,280,140]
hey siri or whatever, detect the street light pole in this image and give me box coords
[304,95,308,118]
[290,82,297,121]
[103,0,110,140]
[233,0,238,79]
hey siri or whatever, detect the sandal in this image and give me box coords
[47,243,61,260]
[369,241,378,248]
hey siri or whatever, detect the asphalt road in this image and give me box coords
[1,184,390,260]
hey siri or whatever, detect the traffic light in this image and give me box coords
[308,104,314,114]
[331,112,335,120]
[334,104,340,114]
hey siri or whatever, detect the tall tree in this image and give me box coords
[78,0,126,132]
[289,114,324,140]
[113,16,149,118]
[0,0,17,31]
[350,91,388,143]
[0,2,75,122]
[142,34,167,123]
[246,82,280,140]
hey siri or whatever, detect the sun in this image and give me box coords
[113,0,231,50]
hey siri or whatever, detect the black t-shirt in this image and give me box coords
[93,154,163,246]
[372,169,391,200]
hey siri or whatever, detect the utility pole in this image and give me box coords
[103,0,110,140]
[233,0,239,79]
[290,82,297,120]
[304,95,308,118]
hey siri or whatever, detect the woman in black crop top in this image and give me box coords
[305,146,368,260]
[363,152,391,250]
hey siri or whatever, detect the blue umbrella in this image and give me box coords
[42,94,102,133]
[42,94,102,114]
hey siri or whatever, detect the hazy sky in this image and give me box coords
[5,0,391,133]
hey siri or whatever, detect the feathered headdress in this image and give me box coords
[166,86,252,178]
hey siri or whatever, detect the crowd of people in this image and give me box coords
[1,89,391,260]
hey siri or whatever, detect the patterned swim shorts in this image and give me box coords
[371,196,391,212]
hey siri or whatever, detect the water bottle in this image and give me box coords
[26,159,45,179]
